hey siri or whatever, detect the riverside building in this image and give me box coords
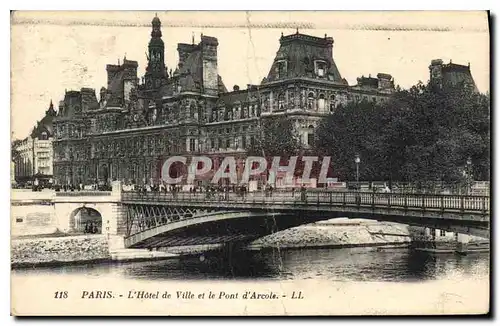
[52,15,396,187]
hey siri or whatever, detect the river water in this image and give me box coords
[12,247,489,282]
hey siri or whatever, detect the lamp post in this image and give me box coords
[466,156,472,195]
[355,154,361,191]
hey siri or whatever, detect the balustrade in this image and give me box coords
[120,190,489,213]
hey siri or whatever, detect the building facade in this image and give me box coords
[429,59,478,92]
[13,101,56,184]
[53,16,396,187]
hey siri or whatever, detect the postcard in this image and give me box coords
[10,10,490,316]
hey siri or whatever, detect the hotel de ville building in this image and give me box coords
[52,15,396,187]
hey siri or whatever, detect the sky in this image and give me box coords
[10,11,490,139]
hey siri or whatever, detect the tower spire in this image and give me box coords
[47,99,56,115]
[145,14,166,90]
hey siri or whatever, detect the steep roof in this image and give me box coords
[441,63,478,92]
[263,32,345,84]
[158,35,227,97]
[30,101,57,138]
[217,88,260,107]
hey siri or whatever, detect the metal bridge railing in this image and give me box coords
[121,190,490,214]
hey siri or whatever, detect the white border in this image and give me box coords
[3,1,498,324]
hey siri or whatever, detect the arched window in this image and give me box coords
[329,94,336,112]
[307,92,315,110]
[40,131,48,140]
[318,94,325,110]
[278,93,286,111]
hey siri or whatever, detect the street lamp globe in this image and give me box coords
[467,157,472,166]
[355,154,361,164]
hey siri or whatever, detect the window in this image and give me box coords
[329,95,336,112]
[189,138,196,152]
[278,93,285,111]
[242,136,247,149]
[315,61,327,77]
[440,230,446,237]
[40,131,48,140]
[276,60,287,78]
[318,94,325,110]
[307,133,314,146]
[225,138,230,148]
[307,92,315,110]
[289,92,295,109]
[307,125,314,146]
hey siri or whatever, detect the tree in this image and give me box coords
[11,139,22,162]
[315,99,389,182]
[247,116,300,158]
[245,116,301,185]
[315,81,490,188]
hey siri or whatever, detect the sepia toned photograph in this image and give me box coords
[10,10,490,316]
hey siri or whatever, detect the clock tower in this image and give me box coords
[145,14,167,90]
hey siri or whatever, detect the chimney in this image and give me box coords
[106,64,121,89]
[377,73,394,90]
[177,43,197,67]
[201,35,219,95]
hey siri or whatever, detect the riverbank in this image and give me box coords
[11,220,412,268]
[246,219,411,250]
[11,234,110,268]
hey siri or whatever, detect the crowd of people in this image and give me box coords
[122,182,310,201]
[83,221,100,234]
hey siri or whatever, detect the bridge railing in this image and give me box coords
[121,190,489,213]
[55,191,112,197]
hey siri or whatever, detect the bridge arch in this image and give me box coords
[69,206,103,234]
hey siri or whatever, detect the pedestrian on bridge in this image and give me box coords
[300,185,306,201]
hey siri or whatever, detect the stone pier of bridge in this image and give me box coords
[51,181,128,250]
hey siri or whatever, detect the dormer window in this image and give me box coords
[40,131,48,140]
[315,60,327,77]
[276,60,287,79]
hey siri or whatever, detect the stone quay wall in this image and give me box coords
[11,235,110,267]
